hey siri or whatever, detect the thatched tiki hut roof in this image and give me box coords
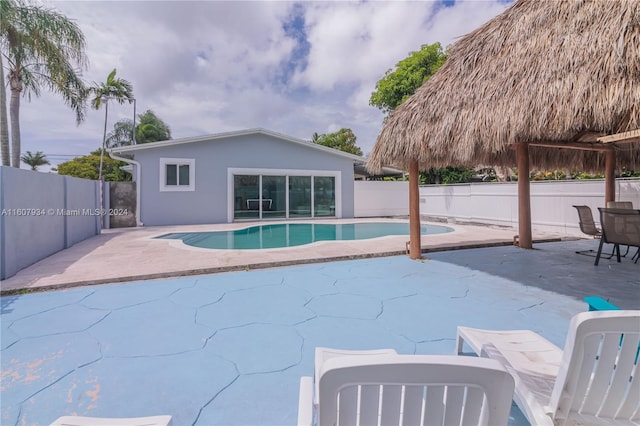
[369,0,640,171]
[368,0,640,256]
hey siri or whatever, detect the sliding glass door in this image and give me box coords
[289,176,311,218]
[232,172,337,220]
[262,176,286,219]
[234,175,259,219]
[314,176,335,217]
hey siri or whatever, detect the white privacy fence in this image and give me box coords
[354,181,411,217]
[354,178,640,236]
[0,167,101,280]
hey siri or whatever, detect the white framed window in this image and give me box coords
[159,158,195,192]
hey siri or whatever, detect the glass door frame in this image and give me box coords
[227,168,342,222]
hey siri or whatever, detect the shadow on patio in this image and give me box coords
[427,240,640,310]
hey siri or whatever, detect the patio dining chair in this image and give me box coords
[607,201,634,209]
[605,202,636,257]
[595,207,640,265]
[456,310,640,426]
[573,205,601,238]
[298,352,515,426]
[572,205,613,258]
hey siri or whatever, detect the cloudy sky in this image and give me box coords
[15,0,511,169]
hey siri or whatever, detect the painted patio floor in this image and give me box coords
[2,240,639,426]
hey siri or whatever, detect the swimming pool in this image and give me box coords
[157,222,453,250]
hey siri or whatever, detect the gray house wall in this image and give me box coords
[0,167,100,280]
[132,133,355,226]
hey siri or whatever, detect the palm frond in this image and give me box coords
[2,0,88,121]
[91,68,134,109]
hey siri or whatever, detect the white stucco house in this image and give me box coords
[109,128,365,226]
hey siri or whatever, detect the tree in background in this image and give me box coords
[312,128,362,156]
[420,166,474,184]
[0,0,88,167]
[530,168,640,181]
[56,149,131,182]
[136,109,171,144]
[105,110,172,147]
[20,149,48,170]
[369,43,479,184]
[105,119,135,148]
[370,43,447,117]
[90,68,134,179]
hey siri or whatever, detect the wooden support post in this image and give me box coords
[605,148,616,204]
[408,159,421,259]
[517,143,533,249]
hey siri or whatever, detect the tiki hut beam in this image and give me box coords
[527,142,611,152]
[598,130,640,144]
[605,148,616,204]
[517,143,532,249]
[408,160,421,259]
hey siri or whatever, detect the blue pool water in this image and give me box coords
[157,222,453,250]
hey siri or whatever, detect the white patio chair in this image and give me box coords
[50,415,172,426]
[456,310,640,425]
[298,353,515,426]
[311,347,398,406]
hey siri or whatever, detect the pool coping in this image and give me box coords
[0,235,563,296]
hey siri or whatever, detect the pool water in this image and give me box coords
[157,222,453,250]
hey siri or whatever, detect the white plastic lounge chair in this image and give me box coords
[50,415,172,426]
[298,353,515,426]
[456,310,640,425]
[312,347,398,406]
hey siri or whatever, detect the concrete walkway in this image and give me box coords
[1,239,638,426]
[1,219,552,293]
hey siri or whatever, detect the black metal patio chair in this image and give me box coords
[573,205,613,258]
[595,207,640,265]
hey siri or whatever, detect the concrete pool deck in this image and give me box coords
[1,219,564,293]
[1,241,638,426]
[1,230,639,425]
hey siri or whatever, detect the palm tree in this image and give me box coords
[90,68,134,180]
[136,109,171,143]
[105,110,172,148]
[20,149,48,170]
[1,52,10,166]
[1,0,88,168]
[1,0,17,166]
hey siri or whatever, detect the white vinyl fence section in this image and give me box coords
[354,181,409,217]
[355,178,640,237]
[0,167,101,280]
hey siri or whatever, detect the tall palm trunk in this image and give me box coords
[98,100,108,180]
[8,68,22,168]
[0,54,10,166]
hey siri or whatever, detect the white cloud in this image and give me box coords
[293,2,435,91]
[289,0,509,151]
[425,0,510,45]
[9,0,511,168]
